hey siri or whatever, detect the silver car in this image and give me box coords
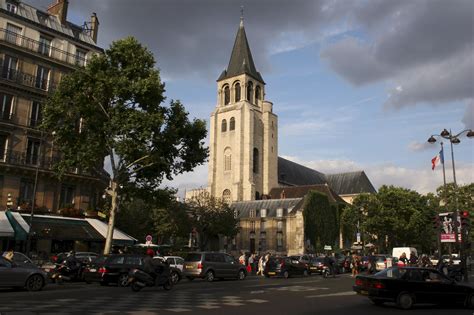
[0,256,47,291]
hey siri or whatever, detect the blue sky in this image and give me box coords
[29,0,474,194]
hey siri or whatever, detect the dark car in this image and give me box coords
[353,267,474,309]
[360,256,369,271]
[182,252,247,282]
[308,257,325,274]
[83,255,109,284]
[264,256,309,278]
[0,256,48,291]
[98,254,145,287]
[11,252,36,267]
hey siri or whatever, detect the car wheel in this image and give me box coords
[238,270,246,280]
[131,282,142,292]
[25,274,44,292]
[163,280,173,291]
[186,276,194,281]
[283,271,289,279]
[397,292,414,310]
[303,270,308,277]
[466,293,474,308]
[118,274,129,287]
[170,271,180,284]
[206,270,215,282]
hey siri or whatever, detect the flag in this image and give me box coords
[431,148,444,170]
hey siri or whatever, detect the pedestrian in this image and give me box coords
[409,251,418,266]
[257,255,264,276]
[367,252,376,275]
[351,253,359,277]
[3,249,14,262]
[399,252,408,265]
[239,252,246,265]
[248,254,255,275]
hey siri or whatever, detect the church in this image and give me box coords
[187,17,376,255]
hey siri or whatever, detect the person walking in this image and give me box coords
[257,255,264,276]
[351,253,359,277]
[248,254,255,275]
[239,252,246,266]
[409,251,418,266]
[399,252,408,266]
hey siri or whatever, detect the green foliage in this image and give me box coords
[187,193,239,251]
[42,36,208,189]
[303,191,338,251]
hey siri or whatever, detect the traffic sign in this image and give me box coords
[145,235,152,242]
[356,233,361,243]
[324,245,332,251]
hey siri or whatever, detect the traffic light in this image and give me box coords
[461,211,470,229]
[433,214,441,230]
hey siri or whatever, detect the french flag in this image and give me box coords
[431,148,444,170]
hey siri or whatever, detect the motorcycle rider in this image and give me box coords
[65,251,81,279]
[143,249,167,280]
[323,254,335,277]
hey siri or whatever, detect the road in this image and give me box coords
[0,273,471,314]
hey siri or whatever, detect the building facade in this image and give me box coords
[0,0,105,217]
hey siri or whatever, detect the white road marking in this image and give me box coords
[248,299,269,303]
[306,291,356,298]
[164,308,192,312]
[250,290,265,294]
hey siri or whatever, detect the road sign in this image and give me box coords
[324,245,332,251]
[145,235,152,242]
[356,233,361,243]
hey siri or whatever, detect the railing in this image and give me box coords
[0,65,56,92]
[0,110,13,122]
[0,28,86,67]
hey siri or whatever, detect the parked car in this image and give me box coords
[308,257,325,274]
[0,256,48,291]
[264,256,309,278]
[98,254,145,287]
[10,252,36,267]
[374,255,389,271]
[182,252,247,282]
[353,266,474,309]
[162,256,184,284]
[83,255,109,284]
[442,254,461,265]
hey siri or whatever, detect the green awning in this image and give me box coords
[5,211,28,241]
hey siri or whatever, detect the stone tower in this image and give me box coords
[208,18,278,202]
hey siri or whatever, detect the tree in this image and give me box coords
[42,37,208,253]
[186,193,239,251]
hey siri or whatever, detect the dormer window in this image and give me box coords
[6,2,18,14]
[276,208,283,218]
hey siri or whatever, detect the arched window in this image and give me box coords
[224,147,232,171]
[222,189,231,204]
[234,82,241,102]
[253,148,259,173]
[247,81,253,103]
[255,85,261,101]
[221,119,227,132]
[224,85,230,105]
[229,117,235,131]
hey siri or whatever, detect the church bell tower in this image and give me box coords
[208,17,278,202]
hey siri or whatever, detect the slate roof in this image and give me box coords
[1,0,98,47]
[218,19,264,83]
[278,157,326,186]
[326,171,377,195]
[268,185,346,204]
[231,198,304,219]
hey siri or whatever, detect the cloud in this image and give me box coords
[462,101,474,130]
[408,141,432,152]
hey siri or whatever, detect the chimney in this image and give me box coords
[90,12,99,43]
[280,190,286,199]
[47,0,69,25]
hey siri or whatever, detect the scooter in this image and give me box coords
[322,265,335,278]
[128,266,173,292]
[50,263,81,283]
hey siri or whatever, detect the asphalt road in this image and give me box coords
[0,273,471,315]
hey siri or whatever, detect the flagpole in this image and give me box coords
[440,142,446,188]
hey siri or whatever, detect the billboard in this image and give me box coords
[440,212,461,243]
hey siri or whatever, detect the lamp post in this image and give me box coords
[427,128,474,282]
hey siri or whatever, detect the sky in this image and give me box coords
[29,0,474,195]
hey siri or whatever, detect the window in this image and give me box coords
[250,221,256,232]
[108,256,125,264]
[253,148,259,173]
[19,178,34,204]
[26,138,40,165]
[255,85,261,101]
[2,55,18,80]
[75,49,86,67]
[6,23,22,44]
[276,208,283,218]
[255,191,260,200]
[222,189,231,204]
[1,93,13,121]
[38,36,52,56]
[6,2,17,13]
[277,221,283,231]
[126,256,143,265]
[261,209,267,218]
[224,147,231,171]
[224,85,230,105]
[221,119,227,132]
[224,254,235,263]
[234,82,241,102]
[35,66,50,90]
[0,134,7,161]
[229,117,235,131]
[260,220,266,231]
[247,81,253,103]
[250,209,256,218]
[0,257,12,268]
[30,102,42,127]
[59,184,75,208]
[277,232,283,247]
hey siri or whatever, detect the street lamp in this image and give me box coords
[427,128,473,283]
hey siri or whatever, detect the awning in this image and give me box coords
[5,211,30,241]
[85,219,137,245]
[0,211,14,238]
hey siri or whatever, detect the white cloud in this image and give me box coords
[408,141,431,152]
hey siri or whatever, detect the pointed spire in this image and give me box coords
[218,14,264,83]
[240,5,244,28]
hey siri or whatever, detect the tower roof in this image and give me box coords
[218,19,264,83]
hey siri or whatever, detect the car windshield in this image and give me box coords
[311,257,324,263]
[185,253,202,262]
[92,256,107,264]
[375,267,406,278]
[375,256,386,262]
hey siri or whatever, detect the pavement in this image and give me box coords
[0,273,471,315]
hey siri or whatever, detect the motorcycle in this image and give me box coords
[50,263,81,283]
[128,266,173,292]
[322,265,336,278]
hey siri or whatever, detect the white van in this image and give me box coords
[392,247,417,260]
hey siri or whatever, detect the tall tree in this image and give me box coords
[42,37,208,253]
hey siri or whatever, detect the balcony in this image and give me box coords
[0,110,13,122]
[0,28,86,67]
[0,65,56,93]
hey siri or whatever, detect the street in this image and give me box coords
[0,274,471,315]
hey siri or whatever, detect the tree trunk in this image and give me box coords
[104,180,118,254]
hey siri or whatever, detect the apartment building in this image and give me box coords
[0,0,106,216]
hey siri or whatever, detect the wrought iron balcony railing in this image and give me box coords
[0,28,87,67]
[0,65,56,92]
